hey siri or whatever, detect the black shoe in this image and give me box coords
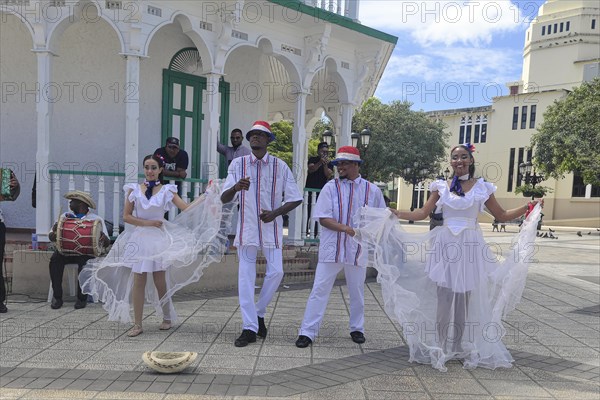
[234,329,257,347]
[257,316,267,338]
[350,331,366,344]
[74,297,87,309]
[0,303,7,313]
[50,297,63,310]
[295,335,312,348]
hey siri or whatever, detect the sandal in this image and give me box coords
[159,320,172,330]
[127,324,143,337]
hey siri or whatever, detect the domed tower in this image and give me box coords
[522,0,599,93]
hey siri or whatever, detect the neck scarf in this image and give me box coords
[144,180,160,200]
[449,174,469,196]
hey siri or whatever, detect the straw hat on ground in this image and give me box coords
[64,190,96,209]
[142,351,198,374]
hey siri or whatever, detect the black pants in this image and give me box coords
[306,191,321,236]
[49,251,92,301]
[0,222,6,304]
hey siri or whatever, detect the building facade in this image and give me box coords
[396,0,599,227]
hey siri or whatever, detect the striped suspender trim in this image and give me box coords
[239,157,247,246]
[256,157,263,247]
[334,179,343,263]
[343,180,354,256]
[354,182,370,265]
[271,158,279,248]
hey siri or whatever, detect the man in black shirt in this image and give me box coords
[305,142,333,236]
[154,137,189,192]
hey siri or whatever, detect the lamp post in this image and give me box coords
[437,168,450,180]
[518,161,544,230]
[351,127,371,177]
[403,162,429,224]
[518,161,544,199]
[322,129,333,146]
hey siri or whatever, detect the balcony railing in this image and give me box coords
[49,169,208,238]
[302,0,358,19]
[301,188,321,242]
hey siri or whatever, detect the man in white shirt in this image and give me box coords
[295,146,386,348]
[48,191,109,310]
[221,121,303,347]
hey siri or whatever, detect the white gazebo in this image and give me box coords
[0,0,397,244]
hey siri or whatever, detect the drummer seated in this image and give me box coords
[48,191,109,310]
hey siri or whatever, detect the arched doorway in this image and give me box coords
[161,48,231,178]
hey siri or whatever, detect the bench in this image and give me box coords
[492,218,523,232]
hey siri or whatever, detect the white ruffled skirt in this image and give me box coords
[355,205,542,371]
[79,180,234,324]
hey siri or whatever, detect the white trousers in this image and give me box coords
[238,246,283,333]
[299,262,366,340]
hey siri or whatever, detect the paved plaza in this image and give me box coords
[1,225,599,399]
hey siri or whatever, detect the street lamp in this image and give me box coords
[322,130,333,146]
[437,167,451,180]
[351,128,371,148]
[351,132,360,147]
[518,161,545,230]
[519,161,544,192]
[403,162,429,224]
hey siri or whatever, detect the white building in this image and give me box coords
[396,0,599,227]
[0,0,397,242]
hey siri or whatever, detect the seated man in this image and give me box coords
[48,191,109,310]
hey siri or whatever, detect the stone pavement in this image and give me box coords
[1,226,599,399]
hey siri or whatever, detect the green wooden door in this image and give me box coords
[161,69,206,179]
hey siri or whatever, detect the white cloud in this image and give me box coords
[374,46,523,107]
[360,0,532,47]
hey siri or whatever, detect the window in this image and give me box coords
[593,19,596,30]
[542,26,546,35]
[480,115,487,143]
[507,148,515,192]
[548,24,552,34]
[530,105,537,129]
[521,106,528,129]
[566,21,570,31]
[572,172,600,197]
[554,23,558,33]
[460,114,488,144]
[465,124,472,144]
[512,107,519,130]
[560,22,564,32]
[517,148,524,187]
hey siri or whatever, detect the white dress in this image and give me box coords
[79,180,232,324]
[356,178,542,371]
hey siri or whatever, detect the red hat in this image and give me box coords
[246,121,276,142]
[332,146,363,165]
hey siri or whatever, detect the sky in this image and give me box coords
[359,0,547,111]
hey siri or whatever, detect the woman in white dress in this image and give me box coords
[356,144,543,371]
[80,154,230,337]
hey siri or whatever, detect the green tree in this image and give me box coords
[268,120,294,168]
[532,78,600,186]
[352,98,449,183]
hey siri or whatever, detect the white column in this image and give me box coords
[202,73,222,182]
[34,51,53,242]
[585,184,592,199]
[287,91,309,245]
[346,0,359,20]
[339,103,354,147]
[125,55,141,183]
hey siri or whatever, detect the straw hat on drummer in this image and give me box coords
[64,190,96,210]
